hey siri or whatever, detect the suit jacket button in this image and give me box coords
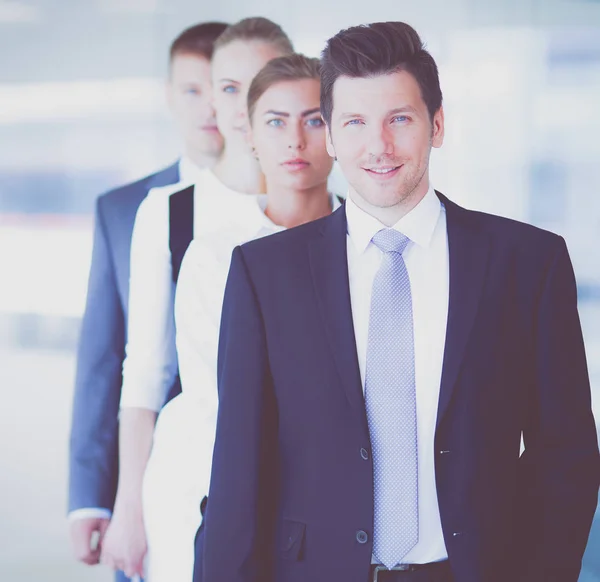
[360,448,369,460]
[356,530,368,544]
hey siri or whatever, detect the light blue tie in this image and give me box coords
[365,228,419,569]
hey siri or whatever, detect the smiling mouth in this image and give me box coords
[365,166,401,174]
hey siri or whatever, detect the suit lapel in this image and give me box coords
[436,193,490,428]
[308,195,489,430]
[308,205,366,419]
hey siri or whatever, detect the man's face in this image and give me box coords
[167,53,223,158]
[326,70,444,212]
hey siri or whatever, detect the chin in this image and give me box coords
[275,172,307,189]
[357,188,405,209]
[197,140,223,157]
[296,178,323,193]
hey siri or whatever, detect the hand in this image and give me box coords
[69,517,111,565]
[100,504,147,579]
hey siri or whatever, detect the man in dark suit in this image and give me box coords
[68,21,227,582]
[201,21,600,582]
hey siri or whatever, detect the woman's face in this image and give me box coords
[250,78,333,192]
[211,40,286,149]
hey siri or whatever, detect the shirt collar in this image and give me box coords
[178,156,207,185]
[346,185,441,254]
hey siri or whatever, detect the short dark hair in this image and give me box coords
[214,17,294,56]
[248,54,321,123]
[320,21,442,126]
[169,22,229,63]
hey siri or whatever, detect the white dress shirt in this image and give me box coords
[345,187,449,564]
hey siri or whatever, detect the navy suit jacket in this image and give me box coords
[69,162,179,513]
[202,194,600,582]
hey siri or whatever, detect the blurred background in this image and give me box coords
[1,0,599,580]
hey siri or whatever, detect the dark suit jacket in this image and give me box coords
[201,194,600,582]
[68,162,179,513]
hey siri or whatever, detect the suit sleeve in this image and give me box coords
[68,196,123,513]
[521,236,600,582]
[202,246,278,582]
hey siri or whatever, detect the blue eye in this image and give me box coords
[306,118,324,127]
[267,118,284,127]
[346,119,363,126]
[223,85,238,94]
[184,88,199,95]
[393,115,409,123]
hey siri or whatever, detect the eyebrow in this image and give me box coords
[389,106,418,115]
[264,107,321,118]
[218,78,240,84]
[339,106,418,119]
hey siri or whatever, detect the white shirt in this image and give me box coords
[178,155,207,185]
[345,187,449,564]
[119,169,259,412]
[171,194,342,497]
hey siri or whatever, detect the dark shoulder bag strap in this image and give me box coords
[165,184,194,405]
[168,184,195,284]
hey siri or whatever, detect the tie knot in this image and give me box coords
[371,228,411,255]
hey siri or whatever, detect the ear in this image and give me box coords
[325,124,336,159]
[431,106,445,149]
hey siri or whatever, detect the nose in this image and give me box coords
[367,125,394,158]
[288,122,306,151]
[208,87,216,110]
[203,100,217,123]
[207,99,216,117]
[234,96,248,121]
[196,92,217,124]
[235,107,249,134]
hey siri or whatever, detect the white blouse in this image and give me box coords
[120,168,258,411]
[171,194,342,495]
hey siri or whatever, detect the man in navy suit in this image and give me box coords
[68,21,227,582]
[201,21,600,582]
